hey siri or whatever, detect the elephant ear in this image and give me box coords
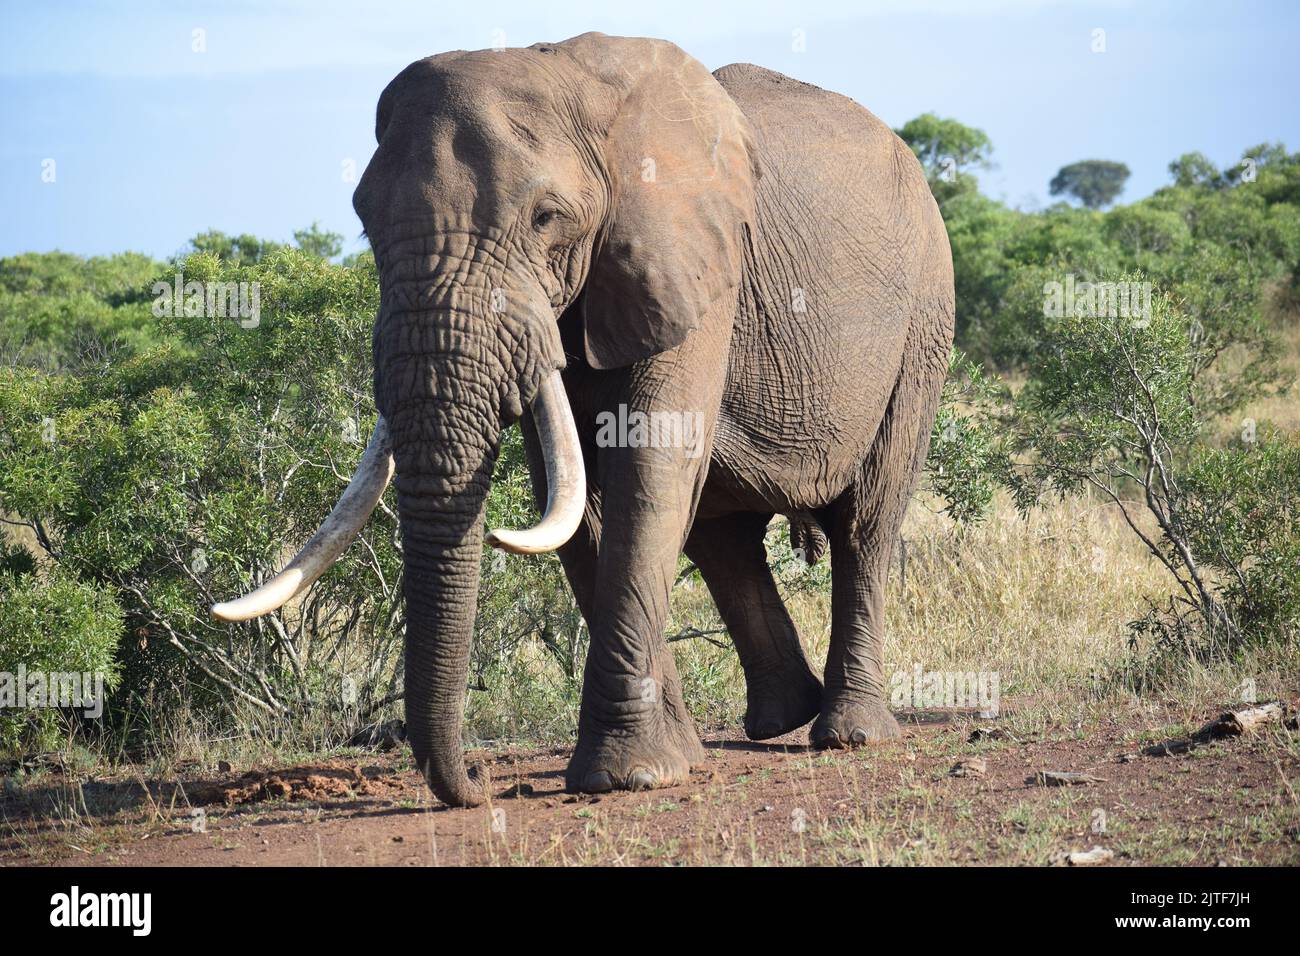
[555,34,760,371]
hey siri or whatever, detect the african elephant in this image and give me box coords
[212,33,954,807]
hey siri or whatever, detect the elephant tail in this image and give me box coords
[787,512,828,566]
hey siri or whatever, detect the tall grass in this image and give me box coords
[466,488,1294,747]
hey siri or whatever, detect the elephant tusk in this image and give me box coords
[485,370,586,555]
[210,417,395,622]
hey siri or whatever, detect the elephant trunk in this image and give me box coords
[397,465,490,808]
[210,265,585,805]
[392,360,586,805]
[381,336,500,808]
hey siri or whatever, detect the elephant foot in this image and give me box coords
[743,666,823,740]
[810,695,901,749]
[566,720,698,795]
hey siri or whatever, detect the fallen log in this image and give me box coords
[1144,700,1289,757]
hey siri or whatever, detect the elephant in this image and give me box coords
[212,32,954,807]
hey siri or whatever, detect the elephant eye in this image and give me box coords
[533,208,558,230]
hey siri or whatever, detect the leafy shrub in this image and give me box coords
[945,143,1300,373]
[926,351,1010,523]
[0,570,123,756]
[0,252,167,370]
[0,236,583,753]
[1,246,401,746]
[1012,276,1297,655]
[1175,436,1300,644]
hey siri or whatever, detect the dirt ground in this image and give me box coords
[3,699,1298,866]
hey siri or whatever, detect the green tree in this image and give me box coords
[293,222,344,260]
[1011,276,1296,652]
[1049,159,1131,209]
[1168,151,1224,189]
[0,248,398,733]
[188,230,284,265]
[895,113,993,205]
[0,251,167,370]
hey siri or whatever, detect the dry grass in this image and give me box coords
[1237,315,1300,432]
[1209,295,1300,443]
[885,495,1170,695]
[462,479,1298,747]
[669,492,1191,734]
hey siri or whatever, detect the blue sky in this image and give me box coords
[2,0,1297,260]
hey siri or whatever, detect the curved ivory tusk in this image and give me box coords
[485,370,586,555]
[210,418,395,622]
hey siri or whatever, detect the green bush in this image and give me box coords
[943,143,1300,373]
[1176,436,1300,643]
[0,570,123,756]
[0,244,402,745]
[0,251,168,370]
[926,350,1011,523]
[0,233,579,753]
[1011,276,1297,654]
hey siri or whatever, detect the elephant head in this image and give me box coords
[211,33,758,806]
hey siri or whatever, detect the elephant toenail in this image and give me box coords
[815,728,842,750]
[582,771,614,793]
[628,769,656,791]
[850,728,868,745]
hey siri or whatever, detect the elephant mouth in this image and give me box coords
[209,367,585,622]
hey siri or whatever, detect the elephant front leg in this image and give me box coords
[564,339,732,793]
[525,375,706,792]
[566,440,710,793]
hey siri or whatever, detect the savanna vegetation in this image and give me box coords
[1,122,1298,778]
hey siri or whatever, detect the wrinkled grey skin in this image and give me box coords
[352,33,954,806]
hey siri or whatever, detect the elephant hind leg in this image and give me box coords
[811,321,949,749]
[685,512,822,740]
